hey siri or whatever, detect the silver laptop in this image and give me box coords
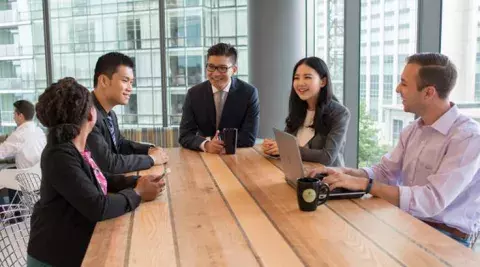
[273,128,365,199]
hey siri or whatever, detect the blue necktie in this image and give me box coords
[106,115,117,148]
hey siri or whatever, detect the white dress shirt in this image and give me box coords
[200,79,232,151]
[0,121,46,169]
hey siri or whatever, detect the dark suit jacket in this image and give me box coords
[179,77,260,150]
[28,141,141,267]
[287,100,350,166]
[87,93,154,174]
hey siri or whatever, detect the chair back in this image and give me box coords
[15,172,41,212]
[0,204,31,267]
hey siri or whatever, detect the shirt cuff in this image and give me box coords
[398,186,412,212]
[361,167,375,179]
[199,137,211,152]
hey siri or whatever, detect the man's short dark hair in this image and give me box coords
[13,100,35,120]
[207,43,238,65]
[93,52,135,87]
[406,53,457,99]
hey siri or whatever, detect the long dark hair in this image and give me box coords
[285,57,334,133]
[36,77,93,144]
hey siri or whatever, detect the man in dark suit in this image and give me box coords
[87,52,168,174]
[179,43,260,153]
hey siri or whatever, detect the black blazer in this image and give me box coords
[28,141,141,267]
[179,77,260,150]
[87,93,154,174]
[287,100,350,166]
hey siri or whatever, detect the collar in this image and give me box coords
[92,91,110,117]
[17,120,34,130]
[418,103,459,136]
[211,78,232,94]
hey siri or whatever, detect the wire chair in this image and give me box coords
[0,204,31,267]
[14,173,41,212]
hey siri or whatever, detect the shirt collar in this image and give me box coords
[92,91,109,117]
[418,103,459,136]
[17,120,34,130]
[211,78,232,94]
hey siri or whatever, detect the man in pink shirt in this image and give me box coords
[311,53,480,247]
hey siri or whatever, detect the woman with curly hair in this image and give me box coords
[27,77,165,266]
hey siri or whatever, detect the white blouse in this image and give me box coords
[296,110,315,147]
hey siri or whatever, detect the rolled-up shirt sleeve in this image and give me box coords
[399,134,480,218]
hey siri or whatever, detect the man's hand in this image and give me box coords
[205,131,224,154]
[134,175,166,201]
[148,147,169,165]
[262,138,279,156]
[321,172,369,191]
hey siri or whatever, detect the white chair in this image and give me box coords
[0,163,41,213]
[14,173,41,212]
[0,163,41,192]
[0,204,31,267]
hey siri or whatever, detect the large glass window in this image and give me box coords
[0,0,46,133]
[314,0,345,102]
[165,0,248,125]
[358,0,417,167]
[49,0,162,128]
[45,0,248,128]
[441,0,480,124]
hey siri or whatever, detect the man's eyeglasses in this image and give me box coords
[206,64,234,73]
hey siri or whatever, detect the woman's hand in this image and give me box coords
[262,139,279,156]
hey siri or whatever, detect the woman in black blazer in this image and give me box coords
[262,57,350,166]
[27,78,165,267]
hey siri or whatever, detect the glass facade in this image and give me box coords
[0,0,46,133]
[356,0,418,167]
[0,0,247,133]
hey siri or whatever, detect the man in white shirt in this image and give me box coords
[0,100,46,205]
[0,100,46,169]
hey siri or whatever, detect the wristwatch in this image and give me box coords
[365,178,373,194]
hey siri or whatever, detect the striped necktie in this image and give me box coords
[106,115,118,148]
[214,90,226,129]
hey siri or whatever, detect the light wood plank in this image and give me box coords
[254,145,480,266]
[327,200,450,267]
[82,212,132,267]
[223,148,403,267]
[353,198,480,267]
[128,189,177,267]
[127,164,167,177]
[201,153,304,267]
[167,148,260,267]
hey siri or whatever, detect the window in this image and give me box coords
[383,75,393,104]
[370,75,379,98]
[44,0,249,128]
[441,0,480,123]
[392,119,403,146]
[476,73,480,102]
[360,74,367,100]
[314,0,344,102]
[358,0,417,168]
[166,1,248,125]
[0,1,46,133]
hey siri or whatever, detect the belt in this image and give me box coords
[422,220,469,240]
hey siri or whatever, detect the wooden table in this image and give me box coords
[83,147,480,267]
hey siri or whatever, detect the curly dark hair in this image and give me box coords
[36,77,93,144]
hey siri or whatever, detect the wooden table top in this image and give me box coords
[82,147,480,267]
